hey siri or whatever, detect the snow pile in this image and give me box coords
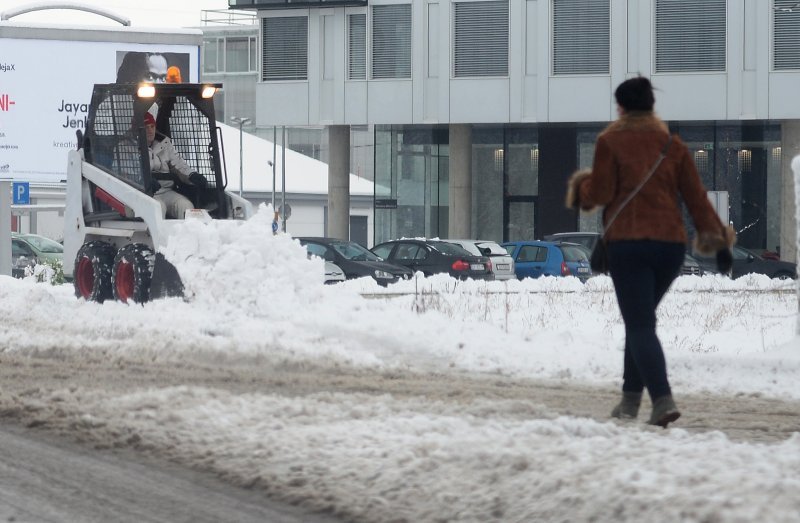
[161,204,330,317]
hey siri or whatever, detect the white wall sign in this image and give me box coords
[0,38,198,183]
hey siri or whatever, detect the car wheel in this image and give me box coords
[773,270,795,280]
[112,243,155,304]
[74,241,116,302]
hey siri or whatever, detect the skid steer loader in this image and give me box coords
[63,82,254,303]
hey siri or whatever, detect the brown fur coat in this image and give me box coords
[565,112,734,255]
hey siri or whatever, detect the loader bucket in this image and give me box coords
[149,252,185,300]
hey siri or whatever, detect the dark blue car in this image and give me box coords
[501,240,592,282]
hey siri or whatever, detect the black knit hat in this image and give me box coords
[614,77,655,112]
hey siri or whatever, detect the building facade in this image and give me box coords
[199,17,375,183]
[230,0,800,261]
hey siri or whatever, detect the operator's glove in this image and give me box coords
[716,248,733,274]
[189,172,207,188]
[150,179,162,193]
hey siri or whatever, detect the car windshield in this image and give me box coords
[559,244,589,262]
[430,241,474,256]
[20,235,63,254]
[331,241,381,261]
[475,242,508,256]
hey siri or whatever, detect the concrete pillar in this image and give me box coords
[448,124,472,239]
[0,181,10,276]
[328,125,350,240]
[780,121,800,264]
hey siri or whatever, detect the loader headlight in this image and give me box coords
[137,83,156,98]
[201,85,217,99]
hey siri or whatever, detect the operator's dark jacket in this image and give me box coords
[566,111,734,254]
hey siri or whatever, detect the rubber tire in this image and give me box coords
[112,243,155,304]
[74,241,116,303]
[773,271,795,280]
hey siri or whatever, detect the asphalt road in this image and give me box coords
[0,422,340,523]
[0,352,798,521]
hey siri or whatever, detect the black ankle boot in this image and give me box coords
[648,395,681,428]
[611,391,642,419]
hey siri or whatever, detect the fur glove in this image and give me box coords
[565,168,592,209]
[693,224,737,256]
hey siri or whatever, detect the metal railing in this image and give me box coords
[200,9,256,26]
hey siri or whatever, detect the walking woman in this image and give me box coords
[566,77,735,428]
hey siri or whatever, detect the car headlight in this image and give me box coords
[374,270,393,279]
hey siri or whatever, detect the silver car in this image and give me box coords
[445,239,516,281]
[324,261,346,284]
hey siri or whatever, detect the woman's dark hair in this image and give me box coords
[614,76,655,112]
[116,52,147,83]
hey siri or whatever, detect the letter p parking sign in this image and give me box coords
[12,182,29,205]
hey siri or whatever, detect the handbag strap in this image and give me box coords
[602,134,673,238]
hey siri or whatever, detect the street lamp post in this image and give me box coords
[230,116,251,197]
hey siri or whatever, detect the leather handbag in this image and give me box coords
[592,135,673,275]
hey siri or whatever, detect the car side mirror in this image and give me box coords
[324,252,335,262]
[747,254,755,262]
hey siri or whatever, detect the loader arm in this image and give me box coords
[63,150,181,278]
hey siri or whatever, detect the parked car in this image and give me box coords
[545,231,705,276]
[501,240,592,282]
[444,239,516,281]
[298,237,412,285]
[11,233,64,278]
[544,232,600,252]
[324,262,346,284]
[370,238,492,280]
[692,244,797,279]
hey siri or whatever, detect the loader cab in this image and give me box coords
[81,82,229,219]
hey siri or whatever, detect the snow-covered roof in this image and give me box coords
[218,122,374,197]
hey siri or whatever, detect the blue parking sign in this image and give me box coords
[12,182,29,205]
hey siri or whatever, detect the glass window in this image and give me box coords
[374,126,448,244]
[372,244,394,259]
[559,244,588,262]
[372,4,412,79]
[507,201,536,241]
[453,0,508,77]
[395,243,422,260]
[330,240,380,260]
[348,13,367,79]
[226,37,250,72]
[774,1,800,70]
[517,245,538,262]
[262,16,308,80]
[552,0,610,75]
[203,38,219,73]
[249,37,257,71]
[654,0,726,73]
[304,242,328,258]
[12,240,34,257]
[506,128,539,196]
[20,235,63,253]
[429,241,472,256]
[472,127,504,241]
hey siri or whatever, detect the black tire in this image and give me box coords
[74,241,116,302]
[112,243,155,304]
[773,271,795,280]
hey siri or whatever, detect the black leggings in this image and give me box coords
[607,240,685,401]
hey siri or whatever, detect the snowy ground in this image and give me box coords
[1,205,799,522]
